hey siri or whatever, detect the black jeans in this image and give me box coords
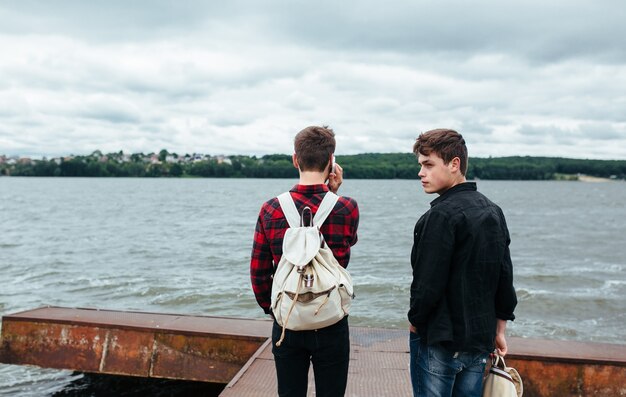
[271,317,350,397]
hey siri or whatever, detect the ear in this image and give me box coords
[292,154,299,170]
[449,157,461,173]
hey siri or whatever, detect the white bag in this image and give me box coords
[482,354,523,397]
[271,191,354,346]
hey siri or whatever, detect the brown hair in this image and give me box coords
[413,129,468,175]
[294,125,336,172]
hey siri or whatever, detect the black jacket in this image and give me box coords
[408,182,517,352]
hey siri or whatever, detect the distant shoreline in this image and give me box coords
[0,174,623,182]
[2,153,625,181]
[577,175,614,182]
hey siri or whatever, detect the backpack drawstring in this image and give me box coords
[276,273,303,347]
[314,290,332,315]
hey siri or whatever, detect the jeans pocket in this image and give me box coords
[427,344,459,376]
[468,351,489,373]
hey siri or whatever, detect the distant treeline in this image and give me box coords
[2,152,625,180]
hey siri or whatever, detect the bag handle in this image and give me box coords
[488,354,523,397]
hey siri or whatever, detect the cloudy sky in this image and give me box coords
[1,0,625,159]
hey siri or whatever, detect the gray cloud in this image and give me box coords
[256,1,626,64]
[3,1,625,63]
[579,122,626,140]
[1,1,625,160]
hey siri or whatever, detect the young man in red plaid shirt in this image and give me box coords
[250,125,359,397]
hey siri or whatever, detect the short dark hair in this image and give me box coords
[413,129,468,175]
[294,126,336,172]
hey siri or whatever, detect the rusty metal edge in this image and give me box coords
[2,305,270,324]
[506,336,626,367]
[1,306,269,343]
[2,307,624,367]
[507,352,626,367]
[1,318,267,343]
[222,337,272,390]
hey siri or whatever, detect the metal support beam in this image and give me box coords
[0,307,270,384]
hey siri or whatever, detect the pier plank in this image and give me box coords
[221,328,413,397]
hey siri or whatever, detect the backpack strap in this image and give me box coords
[313,192,339,226]
[277,192,301,228]
[278,191,340,228]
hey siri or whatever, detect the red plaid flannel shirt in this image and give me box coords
[250,184,359,314]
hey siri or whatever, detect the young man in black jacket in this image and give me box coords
[408,129,517,397]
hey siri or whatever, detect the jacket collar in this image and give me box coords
[430,182,477,207]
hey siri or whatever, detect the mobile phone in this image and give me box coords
[326,155,336,184]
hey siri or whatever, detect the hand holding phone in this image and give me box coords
[327,156,343,194]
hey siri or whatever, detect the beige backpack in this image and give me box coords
[271,191,354,346]
[482,354,523,397]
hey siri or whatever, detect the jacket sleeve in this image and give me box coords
[408,209,454,327]
[348,199,359,247]
[494,212,517,321]
[250,205,274,314]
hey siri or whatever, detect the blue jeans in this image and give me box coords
[409,331,489,397]
[272,317,350,397]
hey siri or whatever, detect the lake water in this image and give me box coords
[1,178,625,395]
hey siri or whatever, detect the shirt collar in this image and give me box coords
[430,182,477,207]
[290,184,330,194]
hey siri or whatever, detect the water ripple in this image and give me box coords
[1,178,625,393]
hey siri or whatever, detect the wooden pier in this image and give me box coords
[1,307,625,396]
